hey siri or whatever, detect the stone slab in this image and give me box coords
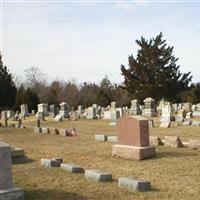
[34,127,41,133]
[164,136,184,148]
[85,170,112,182]
[61,163,84,173]
[107,136,117,143]
[149,136,163,146]
[118,177,151,192]
[41,127,49,134]
[112,145,156,160]
[95,134,107,142]
[49,127,59,135]
[191,121,200,126]
[109,122,116,126]
[41,159,61,167]
[0,187,24,200]
[58,129,69,137]
[188,140,200,149]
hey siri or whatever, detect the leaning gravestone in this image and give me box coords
[112,116,156,160]
[0,142,24,199]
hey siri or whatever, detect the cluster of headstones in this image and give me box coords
[41,158,151,192]
[34,125,78,137]
[0,111,25,128]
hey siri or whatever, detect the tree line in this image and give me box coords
[0,33,200,112]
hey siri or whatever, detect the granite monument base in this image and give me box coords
[112,144,156,160]
[0,187,24,200]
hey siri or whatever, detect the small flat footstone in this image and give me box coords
[191,121,200,126]
[61,163,84,173]
[188,140,200,149]
[118,177,151,192]
[41,158,61,167]
[164,136,183,148]
[85,170,112,182]
[34,127,41,133]
[107,136,117,143]
[150,136,163,146]
[41,127,49,134]
[95,134,107,142]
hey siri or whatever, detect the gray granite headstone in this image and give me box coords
[0,142,24,200]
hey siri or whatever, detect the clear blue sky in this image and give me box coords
[1,1,200,84]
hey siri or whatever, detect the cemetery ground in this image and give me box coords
[0,118,200,200]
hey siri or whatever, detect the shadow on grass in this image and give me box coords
[26,189,87,200]
[155,151,198,159]
[12,156,34,165]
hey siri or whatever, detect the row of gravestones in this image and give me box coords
[95,134,200,149]
[41,158,151,192]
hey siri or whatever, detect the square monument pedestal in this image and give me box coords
[0,187,24,200]
[112,144,156,160]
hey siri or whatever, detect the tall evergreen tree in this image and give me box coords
[121,33,192,103]
[0,53,16,109]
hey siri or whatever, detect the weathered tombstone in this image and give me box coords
[86,107,97,119]
[59,102,69,118]
[116,107,123,117]
[7,110,15,119]
[1,111,8,126]
[156,98,165,115]
[37,103,48,116]
[110,101,116,111]
[112,116,156,160]
[175,109,186,122]
[31,110,35,115]
[54,114,63,122]
[183,102,191,113]
[38,111,45,121]
[160,102,172,128]
[103,111,111,120]
[160,102,172,122]
[20,104,29,117]
[142,97,157,117]
[172,103,178,113]
[110,110,120,122]
[0,142,24,199]
[77,105,83,114]
[130,99,141,115]
[50,104,56,117]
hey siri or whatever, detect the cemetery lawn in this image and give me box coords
[0,118,200,200]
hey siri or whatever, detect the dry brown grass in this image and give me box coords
[0,117,200,200]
